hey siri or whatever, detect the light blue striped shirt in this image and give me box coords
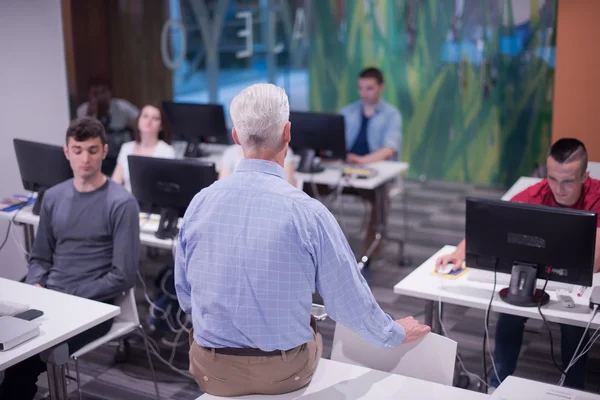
[175,158,405,351]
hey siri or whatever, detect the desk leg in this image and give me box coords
[424,301,442,334]
[40,342,69,400]
[357,185,387,269]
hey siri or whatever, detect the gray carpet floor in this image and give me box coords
[6,178,600,399]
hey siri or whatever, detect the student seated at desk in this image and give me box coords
[174,83,430,397]
[338,67,402,253]
[219,143,297,186]
[436,138,600,390]
[0,118,140,400]
[112,103,176,192]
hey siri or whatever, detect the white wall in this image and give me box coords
[0,0,70,279]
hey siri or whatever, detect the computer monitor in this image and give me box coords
[465,197,596,307]
[161,101,231,157]
[13,139,73,216]
[289,111,346,173]
[128,156,217,239]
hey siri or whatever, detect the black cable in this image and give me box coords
[0,220,12,253]
[483,262,498,386]
[537,273,567,376]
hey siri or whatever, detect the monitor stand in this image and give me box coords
[184,142,209,158]
[155,208,179,240]
[297,149,325,173]
[499,263,550,307]
[32,188,48,216]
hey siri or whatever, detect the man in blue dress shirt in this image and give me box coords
[175,83,429,397]
[339,67,403,254]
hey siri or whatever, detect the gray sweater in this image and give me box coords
[26,179,140,301]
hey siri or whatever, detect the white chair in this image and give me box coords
[71,288,160,399]
[588,161,600,180]
[330,323,457,386]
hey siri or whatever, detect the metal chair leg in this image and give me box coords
[74,357,82,400]
[138,325,161,399]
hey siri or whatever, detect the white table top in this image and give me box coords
[0,277,120,370]
[296,161,409,190]
[193,143,409,191]
[197,358,488,400]
[492,376,600,400]
[393,245,600,329]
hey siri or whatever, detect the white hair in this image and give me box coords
[229,83,290,154]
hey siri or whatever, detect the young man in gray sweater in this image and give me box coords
[0,117,140,400]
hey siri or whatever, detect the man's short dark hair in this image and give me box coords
[358,67,384,85]
[66,117,107,146]
[87,76,112,91]
[549,138,588,173]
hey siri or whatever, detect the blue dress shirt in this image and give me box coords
[175,158,405,351]
[340,100,402,157]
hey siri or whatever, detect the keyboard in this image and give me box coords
[0,301,29,317]
[467,269,574,292]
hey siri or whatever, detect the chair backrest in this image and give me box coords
[330,323,457,386]
[114,287,140,325]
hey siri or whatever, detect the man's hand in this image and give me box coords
[396,317,431,343]
[347,153,367,165]
[34,283,42,288]
[435,252,464,272]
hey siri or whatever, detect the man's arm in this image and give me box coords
[174,224,192,314]
[25,199,56,286]
[69,198,140,300]
[308,207,408,348]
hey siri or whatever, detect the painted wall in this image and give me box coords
[309,0,556,186]
[552,0,600,161]
[0,0,70,279]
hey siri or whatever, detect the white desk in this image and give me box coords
[296,161,409,190]
[0,277,120,399]
[196,358,488,400]
[492,376,600,400]
[394,245,600,329]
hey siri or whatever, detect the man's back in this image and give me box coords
[177,159,323,351]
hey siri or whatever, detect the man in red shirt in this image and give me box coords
[436,138,600,390]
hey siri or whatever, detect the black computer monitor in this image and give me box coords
[13,139,73,216]
[465,197,596,307]
[161,101,231,157]
[289,111,346,172]
[128,156,217,239]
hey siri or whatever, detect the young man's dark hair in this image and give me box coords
[549,138,588,173]
[358,67,384,85]
[87,76,113,91]
[66,117,107,146]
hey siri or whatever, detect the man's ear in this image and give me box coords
[63,145,69,160]
[103,143,109,160]
[232,127,241,145]
[282,121,291,145]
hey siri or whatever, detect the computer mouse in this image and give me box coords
[437,263,455,274]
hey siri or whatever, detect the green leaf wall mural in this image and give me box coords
[308,0,556,186]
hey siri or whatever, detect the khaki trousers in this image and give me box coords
[189,321,323,397]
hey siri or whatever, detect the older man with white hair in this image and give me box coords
[174,83,430,397]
